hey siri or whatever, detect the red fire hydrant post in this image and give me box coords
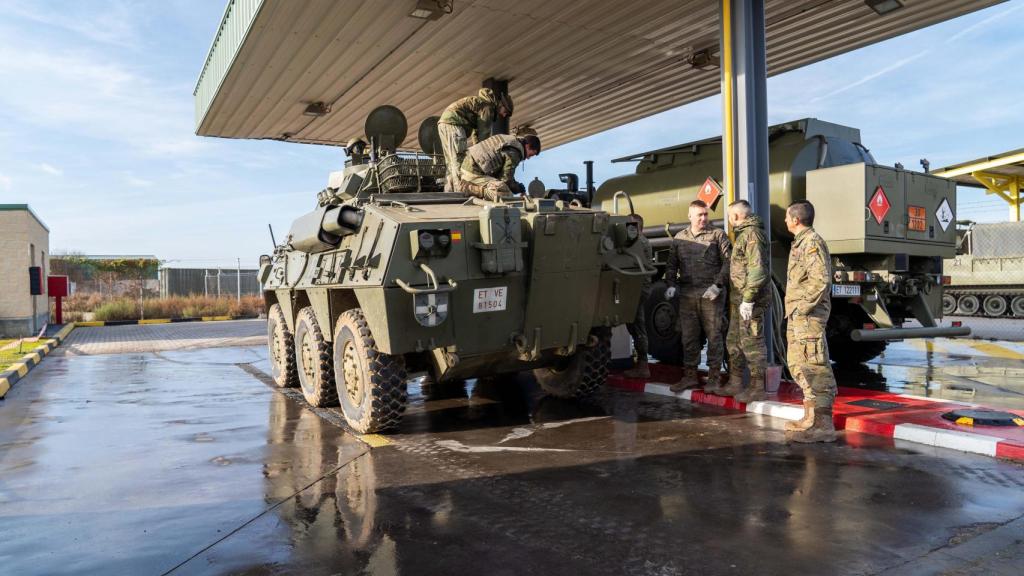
[47,276,69,325]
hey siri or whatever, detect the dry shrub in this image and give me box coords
[67,293,265,322]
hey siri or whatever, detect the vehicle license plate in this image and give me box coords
[474,287,508,313]
[831,284,861,297]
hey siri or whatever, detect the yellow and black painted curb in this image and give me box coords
[0,323,76,399]
[75,315,257,328]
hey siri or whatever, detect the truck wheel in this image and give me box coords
[268,303,298,388]
[534,329,611,398]
[1012,296,1024,318]
[294,307,338,407]
[333,309,408,433]
[983,295,1007,317]
[942,294,957,316]
[645,281,684,364]
[826,302,887,365]
[956,295,979,316]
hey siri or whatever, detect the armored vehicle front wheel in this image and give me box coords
[295,307,338,407]
[333,309,408,433]
[534,329,611,398]
[267,303,298,388]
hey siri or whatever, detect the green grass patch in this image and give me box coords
[0,338,54,372]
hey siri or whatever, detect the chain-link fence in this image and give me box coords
[943,221,1024,320]
[159,268,261,298]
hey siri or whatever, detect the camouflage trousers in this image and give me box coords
[786,313,837,408]
[626,285,651,360]
[437,122,467,193]
[678,285,725,371]
[725,297,767,378]
[459,171,512,202]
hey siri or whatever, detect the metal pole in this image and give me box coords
[237,258,241,302]
[217,269,221,298]
[721,0,774,363]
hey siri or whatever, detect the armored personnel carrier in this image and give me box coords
[594,118,969,366]
[259,106,652,433]
[944,221,1024,318]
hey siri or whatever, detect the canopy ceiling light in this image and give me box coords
[409,0,452,21]
[865,0,904,16]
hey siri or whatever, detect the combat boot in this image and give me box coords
[785,400,816,432]
[786,407,838,443]
[623,359,651,379]
[733,374,766,403]
[670,366,700,393]
[718,369,745,397]
[703,371,727,394]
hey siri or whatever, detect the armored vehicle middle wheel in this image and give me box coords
[534,329,611,398]
[294,307,338,407]
[333,308,408,433]
[267,303,299,388]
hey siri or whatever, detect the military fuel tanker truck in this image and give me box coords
[594,118,970,366]
[259,106,652,433]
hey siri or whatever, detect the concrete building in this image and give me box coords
[0,204,50,337]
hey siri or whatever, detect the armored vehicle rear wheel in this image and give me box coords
[983,295,1007,317]
[333,309,408,433]
[1012,296,1024,317]
[956,294,979,316]
[267,303,298,388]
[645,281,684,365]
[295,307,338,407]
[534,329,611,398]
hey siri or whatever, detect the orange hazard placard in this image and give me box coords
[697,177,722,208]
[908,205,926,232]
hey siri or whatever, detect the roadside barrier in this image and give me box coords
[0,323,75,399]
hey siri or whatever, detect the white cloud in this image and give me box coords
[0,0,144,48]
[37,162,63,176]
[0,172,11,191]
[123,174,154,188]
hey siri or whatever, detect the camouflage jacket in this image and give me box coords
[439,88,498,142]
[638,234,653,292]
[784,227,832,320]
[665,225,731,289]
[461,135,524,185]
[730,215,769,304]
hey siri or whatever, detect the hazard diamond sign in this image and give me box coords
[697,177,722,207]
[868,185,891,224]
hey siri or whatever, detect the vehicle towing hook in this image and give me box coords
[395,262,458,294]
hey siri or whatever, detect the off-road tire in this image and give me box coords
[825,302,888,365]
[333,309,408,433]
[645,280,684,365]
[267,303,298,388]
[534,329,611,398]
[294,307,338,407]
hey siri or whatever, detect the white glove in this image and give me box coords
[739,301,754,321]
[702,285,721,300]
[664,286,677,300]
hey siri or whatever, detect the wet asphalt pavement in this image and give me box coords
[1,323,1024,575]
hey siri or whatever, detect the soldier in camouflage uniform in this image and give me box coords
[719,200,770,401]
[664,200,731,392]
[459,134,540,201]
[783,201,838,443]
[624,215,654,378]
[438,89,513,192]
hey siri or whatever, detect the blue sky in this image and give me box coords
[0,0,1021,268]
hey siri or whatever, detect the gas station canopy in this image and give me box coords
[194,0,1000,150]
[932,148,1024,221]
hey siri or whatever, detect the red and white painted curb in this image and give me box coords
[616,378,1024,462]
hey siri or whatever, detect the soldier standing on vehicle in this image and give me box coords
[783,200,838,443]
[623,215,654,379]
[437,89,513,192]
[719,200,769,400]
[664,200,731,392]
[460,134,540,201]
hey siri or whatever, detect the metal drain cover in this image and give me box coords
[846,399,905,410]
[941,409,1024,427]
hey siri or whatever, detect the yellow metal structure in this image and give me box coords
[932,149,1024,222]
[721,0,736,213]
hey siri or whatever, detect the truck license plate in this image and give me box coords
[832,284,861,297]
[474,287,507,313]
